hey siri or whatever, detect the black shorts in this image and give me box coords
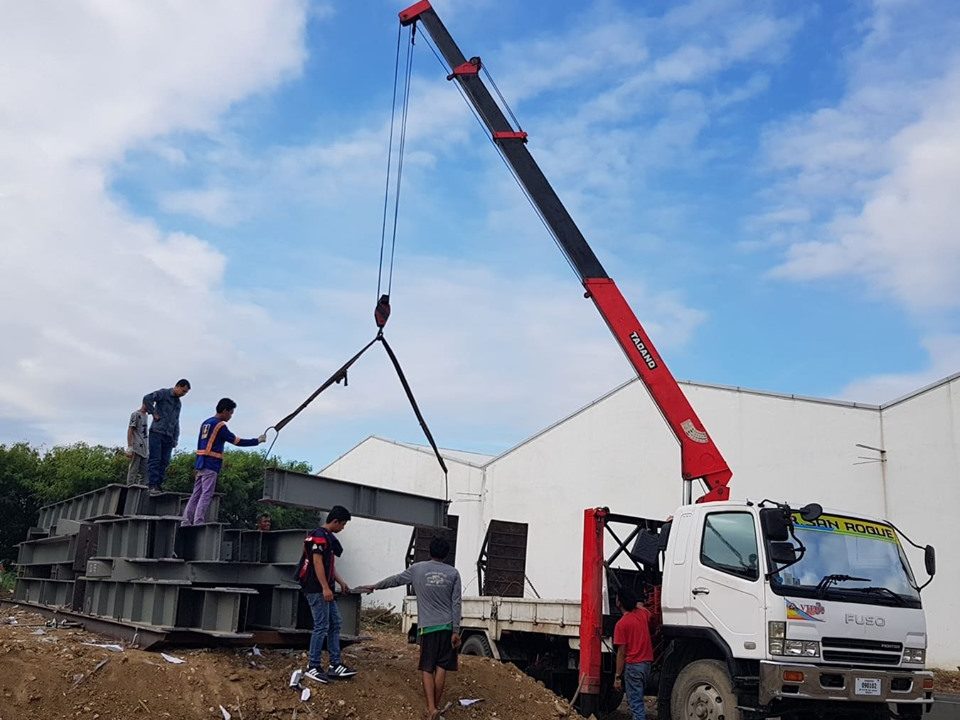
[418,629,458,672]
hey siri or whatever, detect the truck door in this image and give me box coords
[687,510,764,659]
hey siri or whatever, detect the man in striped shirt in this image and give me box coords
[181,398,265,527]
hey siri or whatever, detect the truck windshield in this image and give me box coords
[769,513,921,608]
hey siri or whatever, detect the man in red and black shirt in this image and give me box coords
[613,587,654,720]
[296,505,358,683]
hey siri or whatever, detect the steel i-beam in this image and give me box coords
[261,468,448,528]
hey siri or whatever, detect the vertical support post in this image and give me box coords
[579,507,606,715]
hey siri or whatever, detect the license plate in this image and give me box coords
[855,678,882,696]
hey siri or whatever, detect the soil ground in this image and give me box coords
[0,604,957,719]
[0,605,578,720]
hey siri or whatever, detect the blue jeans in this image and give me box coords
[147,432,174,489]
[624,661,650,720]
[305,593,342,669]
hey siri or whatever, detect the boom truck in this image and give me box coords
[396,3,938,718]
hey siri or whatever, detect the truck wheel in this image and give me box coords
[460,634,494,658]
[670,659,740,720]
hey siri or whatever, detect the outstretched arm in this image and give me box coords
[370,568,415,591]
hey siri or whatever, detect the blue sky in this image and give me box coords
[2,0,959,471]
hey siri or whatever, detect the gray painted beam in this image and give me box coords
[261,468,448,528]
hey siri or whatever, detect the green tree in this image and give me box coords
[0,443,44,564]
[34,442,127,503]
[0,441,321,565]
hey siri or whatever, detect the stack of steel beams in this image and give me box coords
[12,483,359,646]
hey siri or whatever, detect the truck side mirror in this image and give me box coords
[760,508,790,542]
[799,503,823,522]
[769,541,798,565]
[925,545,936,576]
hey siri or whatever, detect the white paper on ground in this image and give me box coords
[219,705,232,720]
[289,669,303,687]
[160,652,186,664]
[300,687,311,702]
[251,645,263,657]
[459,698,483,706]
[82,643,124,652]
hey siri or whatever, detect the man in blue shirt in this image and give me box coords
[143,379,191,494]
[181,398,264,526]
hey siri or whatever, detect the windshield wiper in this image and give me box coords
[817,574,871,596]
[854,586,908,606]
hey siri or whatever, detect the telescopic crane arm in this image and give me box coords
[400,1,732,502]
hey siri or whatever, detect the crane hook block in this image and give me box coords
[375,294,392,328]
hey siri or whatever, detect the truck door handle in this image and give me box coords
[692,587,710,596]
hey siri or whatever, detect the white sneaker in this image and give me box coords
[303,667,329,684]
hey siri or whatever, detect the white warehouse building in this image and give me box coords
[322,372,960,667]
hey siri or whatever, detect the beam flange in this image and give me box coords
[261,468,448,528]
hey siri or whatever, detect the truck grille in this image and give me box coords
[821,637,903,652]
[821,637,902,667]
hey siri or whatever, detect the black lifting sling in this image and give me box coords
[264,24,448,497]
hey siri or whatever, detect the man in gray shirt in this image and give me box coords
[360,537,462,720]
[125,403,149,484]
[142,379,190,494]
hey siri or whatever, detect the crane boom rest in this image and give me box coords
[399,1,733,713]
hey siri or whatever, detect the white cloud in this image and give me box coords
[840,335,960,404]
[0,3,311,445]
[770,67,960,311]
[0,0,789,467]
[159,188,241,226]
[752,0,960,403]
[289,258,708,440]
[762,3,960,313]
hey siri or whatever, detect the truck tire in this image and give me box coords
[460,634,494,658]
[670,659,740,720]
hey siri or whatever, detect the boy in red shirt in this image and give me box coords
[613,587,654,719]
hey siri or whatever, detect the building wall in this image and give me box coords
[322,377,959,666]
[482,381,885,601]
[879,376,960,666]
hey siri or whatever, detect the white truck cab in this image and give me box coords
[660,501,934,719]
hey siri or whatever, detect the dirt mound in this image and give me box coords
[0,606,574,720]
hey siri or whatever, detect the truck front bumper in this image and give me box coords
[759,661,934,706]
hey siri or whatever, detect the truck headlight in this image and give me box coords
[903,648,925,664]
[769,621,786,639]
[770,639,819,657]
[802,641,820,657]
